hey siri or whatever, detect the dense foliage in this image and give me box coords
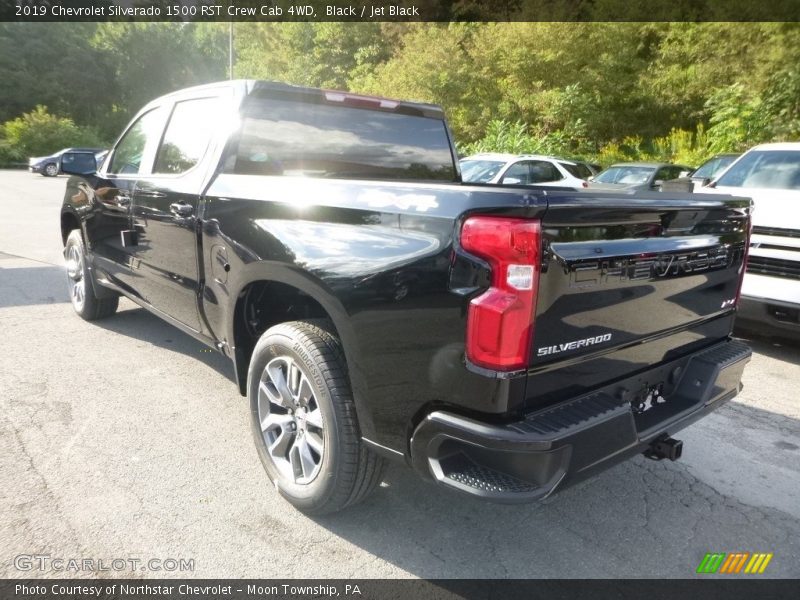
[1,22,798,167]
[0,106,105,163]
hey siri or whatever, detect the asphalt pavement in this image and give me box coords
[1,169,798,579]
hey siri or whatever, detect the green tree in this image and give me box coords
[0,23,118,125]
[1,106,105,160]
[91,23,228,136]
[234,22,391,90]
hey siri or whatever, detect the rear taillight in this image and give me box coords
[460,216,541,371]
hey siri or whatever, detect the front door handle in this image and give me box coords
[170,202,193,217]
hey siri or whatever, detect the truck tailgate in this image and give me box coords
[526,191,751,407]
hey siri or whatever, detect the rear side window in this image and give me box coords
[229,98,456,181]
[560,162,591,179]
[154,97,224,174]
[529,160,562,183]
[654,166,672,182]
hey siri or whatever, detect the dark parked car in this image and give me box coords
[660,153,740,193]
[28,147,106,176]
[58,80,751,514]
[589,162,693,191]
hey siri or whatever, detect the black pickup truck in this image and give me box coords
[59,80,752,514]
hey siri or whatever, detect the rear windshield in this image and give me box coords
[715,150,800,190]
[594,166,654,185]
[559,161,592,180]
[229,97,456,182]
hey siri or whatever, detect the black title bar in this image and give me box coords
[2,579,800,600]
[2,0,800,22]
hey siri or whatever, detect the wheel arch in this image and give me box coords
[227,267,377,442]
[60,210,81,246]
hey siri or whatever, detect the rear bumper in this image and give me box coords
[410,339,751,502]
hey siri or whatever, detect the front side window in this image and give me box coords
[501,162,531,184]
[109,109,164,175]
[715,150,800,190]
[154,97,224,174]
[231,97,456,181]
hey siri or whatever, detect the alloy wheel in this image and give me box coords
[65,244,85,311]
[257,355,325,485]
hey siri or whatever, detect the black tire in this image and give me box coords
[64,229,119,321]
[43,162,58,177]
[248,319,385,515]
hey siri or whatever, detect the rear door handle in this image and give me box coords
[170,202,193,216]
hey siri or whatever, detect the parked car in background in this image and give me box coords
[661,153,740,193]
[703,143,800,337]
[589,162,693,191]
[459,153,588,188]
[28,147,106,176]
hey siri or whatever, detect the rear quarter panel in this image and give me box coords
[200,175,546,451]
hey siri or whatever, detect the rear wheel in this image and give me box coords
[248,320,384,515]
[43,162,58,177]
[64,229,119,321]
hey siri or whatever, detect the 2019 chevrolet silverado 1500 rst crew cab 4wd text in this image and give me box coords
[59,81,752,515]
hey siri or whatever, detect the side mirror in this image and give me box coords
[503,177,522,185]
[652,179,664,188]
[60,152,97,176]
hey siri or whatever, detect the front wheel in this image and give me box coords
[43,162,58,177]
[248,320,384,515]
[64,229,119,320]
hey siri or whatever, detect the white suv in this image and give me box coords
[705,142,800,336]
[460,153,589,188]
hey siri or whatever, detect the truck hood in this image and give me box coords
[586,181,635,191]
[704,186,799,230]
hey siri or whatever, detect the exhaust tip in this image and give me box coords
[644,436,683,461]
